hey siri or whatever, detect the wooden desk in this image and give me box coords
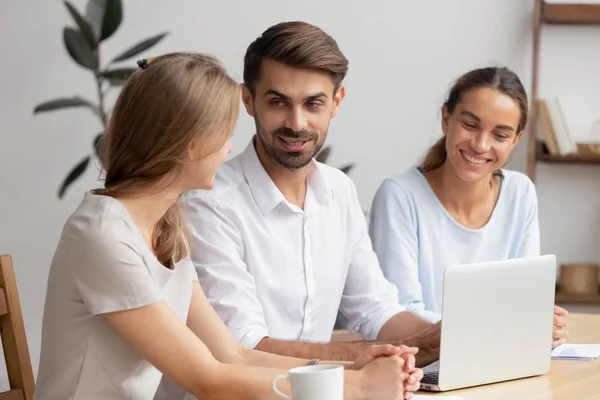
[418,313,600,399]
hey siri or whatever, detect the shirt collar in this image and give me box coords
[240,137,333,216]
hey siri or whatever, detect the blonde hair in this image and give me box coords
[94,52,240,266]
[420,66,528,172]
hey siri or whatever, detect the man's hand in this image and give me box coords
[552,305,569,348]
[351,344,422,400]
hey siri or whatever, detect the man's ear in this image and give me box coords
[331,85,346,119]
[241,84,255,117]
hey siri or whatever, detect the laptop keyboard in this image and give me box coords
[421,371,439,385]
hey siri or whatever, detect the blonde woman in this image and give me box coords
[33,53,419,400]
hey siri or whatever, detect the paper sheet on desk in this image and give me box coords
[551,344,600,360]
[414,396,466,400]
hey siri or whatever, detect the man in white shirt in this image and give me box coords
[182,21,441,367]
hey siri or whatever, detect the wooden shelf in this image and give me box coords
[555,287,600,304]
[535,140,600,164]
[542,2,600,25]
[528,0,600,180]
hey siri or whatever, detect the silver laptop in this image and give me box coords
[420,254,557,392]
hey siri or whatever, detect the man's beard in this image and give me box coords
[255,121,326,170]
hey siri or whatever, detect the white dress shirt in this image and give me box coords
[181,138,405,349]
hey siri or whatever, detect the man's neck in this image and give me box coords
[255,139,309,209]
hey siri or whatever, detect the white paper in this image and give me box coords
[551,344,600,360]
[414,396,466,400]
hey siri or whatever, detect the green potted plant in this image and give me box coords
[33,0,169,198]
[315,146,354,175]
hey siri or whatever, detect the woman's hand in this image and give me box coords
[351,344,411,369]
[352,344,422,400]
[356,354,408,400]
[552,305,569,348]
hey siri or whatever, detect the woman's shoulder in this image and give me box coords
[497,169,538,210]
[499,169,536,195]
[371,167,434,216]
[61,192,138,250]
[377,167,430,195]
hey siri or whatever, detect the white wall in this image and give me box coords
[1,0,598,376]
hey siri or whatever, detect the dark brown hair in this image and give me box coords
[243,21,349,95]
[94,52,240,266]
[421,66,528,172]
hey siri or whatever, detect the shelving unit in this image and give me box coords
[536,141,600,164]
[528,1,600,305]
[527,1,600,180]
[541,3,600,25]
[555,287,600,305]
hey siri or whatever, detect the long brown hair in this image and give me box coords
[94,52,240,266]
[421,66,528,172]
[243,21,349,94]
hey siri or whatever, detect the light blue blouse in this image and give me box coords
[369,167,540,323]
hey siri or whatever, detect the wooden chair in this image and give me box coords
[0,255,34,400]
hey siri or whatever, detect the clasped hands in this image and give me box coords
[352,344,422,400]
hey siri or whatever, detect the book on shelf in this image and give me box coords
[537,99,558,155]
[537,98,577,156]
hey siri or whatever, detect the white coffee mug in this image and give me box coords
[272,364,344,400]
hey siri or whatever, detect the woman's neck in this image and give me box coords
[115,186,181,249]
[425,163,499,228]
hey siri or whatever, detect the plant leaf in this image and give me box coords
[100,68,136,85]
[93,132,104,158]
[315,146,331,163]
[107,80,125,87]
[111,32,169,63]
[64,1,97,50]
[58,156,90,198]
[33,96,101,118]
[101,0,122,41]
[85,0,106,40]
[340,163,354,175]
[63,27,98,70]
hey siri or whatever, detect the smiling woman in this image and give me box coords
[421,67,528,176]
[368,66,569,347]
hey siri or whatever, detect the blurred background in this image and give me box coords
[1,0,600,385]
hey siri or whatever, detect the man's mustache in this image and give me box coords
[272,127,318,140]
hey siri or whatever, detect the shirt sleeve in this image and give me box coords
[73,223,162,316]
[515,177,541,258]
[180,192,269,349]
[369,179,441,324]
[338,179,407,340]
[183,257,199,283]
